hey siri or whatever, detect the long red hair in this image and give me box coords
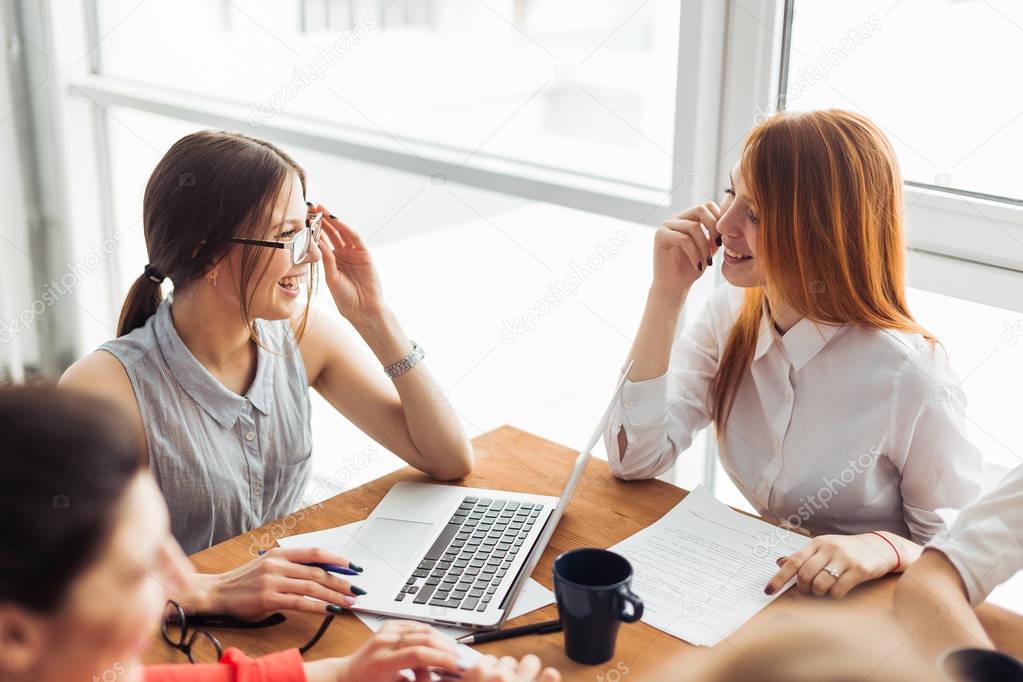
[709,109,934,428]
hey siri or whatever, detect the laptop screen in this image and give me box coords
[555,360,634,511]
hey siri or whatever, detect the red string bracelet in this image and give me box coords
[869,531,901,571]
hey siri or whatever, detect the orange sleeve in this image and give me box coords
[144,648,305,682]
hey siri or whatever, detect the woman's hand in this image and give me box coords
[311,203,386,324]
[463,655,561,682]
[189,547,366,619]
[651,202,721,296]
[305,621,462,682]
[765,533,909,599]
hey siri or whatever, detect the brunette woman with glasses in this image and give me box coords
[59,130,473,620]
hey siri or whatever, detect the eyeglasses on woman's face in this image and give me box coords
[231,211,323,265]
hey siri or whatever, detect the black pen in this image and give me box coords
[456,618,562,645]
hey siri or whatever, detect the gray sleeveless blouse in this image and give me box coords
[100,299,312,555]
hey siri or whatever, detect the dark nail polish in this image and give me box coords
[305,201,312,206]
[698,262,703,272]
[326,604,345,614]
[776,557,785,566]
[351,585,367,596]
[329,213,337,220]
[706,257,713,267]
[764,585,775,595]
[348,562,364,573]
[715,236,722,246]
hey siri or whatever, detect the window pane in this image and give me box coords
[96,0,680,190]
[786,0,1022,202]
[908,287,1023,478]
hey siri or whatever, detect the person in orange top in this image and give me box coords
[0,385,559,682]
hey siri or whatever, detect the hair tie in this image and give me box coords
[143,264,165,284]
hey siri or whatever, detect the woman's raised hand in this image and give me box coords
[651,202,721,296]
[311,203,387,325]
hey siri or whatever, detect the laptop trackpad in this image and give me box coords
[356,517,435,564]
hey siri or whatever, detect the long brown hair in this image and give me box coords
[709,110,934,429]
[117,130,315,341]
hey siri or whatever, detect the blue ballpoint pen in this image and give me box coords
[257,550,363,576]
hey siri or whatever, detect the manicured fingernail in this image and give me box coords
[326,604,345,614]
[306,201,312,206]
[348,562,364,573]
[351,585,367,596]
[698,262,703,271]
[706,257,713,267]
[329,213,337,219]
[764,585,775,595]
[776,557,785,566]
[715,236,722,246]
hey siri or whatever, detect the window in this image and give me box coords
[787,0,1022,203]
[95,0,682,191]
[780,0,1023,312]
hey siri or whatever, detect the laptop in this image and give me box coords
[339,364,632,630]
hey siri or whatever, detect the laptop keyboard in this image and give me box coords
[394,496,542,612]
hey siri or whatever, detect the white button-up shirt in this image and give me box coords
[929,463,1023,605]
[605,284,983,543]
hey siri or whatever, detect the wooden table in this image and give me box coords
[144,426,1023,677]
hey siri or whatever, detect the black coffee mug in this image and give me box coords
[553,548,644,665]
[942,647,1023,681]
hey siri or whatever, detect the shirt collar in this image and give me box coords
[753,301,843,371]
[155,300,273,428]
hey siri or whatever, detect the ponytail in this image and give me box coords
[116,264,165,336]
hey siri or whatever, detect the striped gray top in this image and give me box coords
[100,299,312,555]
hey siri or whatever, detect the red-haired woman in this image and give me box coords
[605,110,983,598]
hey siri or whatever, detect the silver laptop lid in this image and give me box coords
[496,361,633,626]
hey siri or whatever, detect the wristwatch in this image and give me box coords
[384,341,425,378]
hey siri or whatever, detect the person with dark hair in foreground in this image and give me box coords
[0,385,558,682]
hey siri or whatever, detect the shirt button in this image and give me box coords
[245,431,255,441]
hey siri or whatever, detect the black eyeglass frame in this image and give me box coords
[231,211,324,265]
[160,600,335,663]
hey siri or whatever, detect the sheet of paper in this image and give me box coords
[610,485,810,646]
[278,520,556,667]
